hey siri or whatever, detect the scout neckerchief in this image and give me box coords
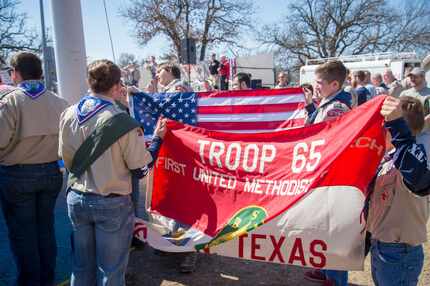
[18,80,46,99]
[0,80,47,100]
[76,94,113,125]
[67,95,142,188]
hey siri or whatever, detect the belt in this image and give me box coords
[0,161,59,170]
[70,189,124,198]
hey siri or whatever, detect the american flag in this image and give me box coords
[129,88,306,137]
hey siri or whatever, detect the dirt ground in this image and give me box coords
[125,223,430,286]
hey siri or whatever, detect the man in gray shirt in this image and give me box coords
[400,67,430,129]
[400,67,430,102]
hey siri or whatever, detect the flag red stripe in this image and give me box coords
[197,118,305,130]
[197,88,304,98]
[198,103,304,114]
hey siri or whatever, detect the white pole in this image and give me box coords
[50,0,87,104]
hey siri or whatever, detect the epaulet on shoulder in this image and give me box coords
[0,85,18,100]
[62,104,76,119]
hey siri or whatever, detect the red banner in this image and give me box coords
[150,96,386,239]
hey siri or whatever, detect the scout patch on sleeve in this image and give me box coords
[332,102,349,110]
[327,108,345,118]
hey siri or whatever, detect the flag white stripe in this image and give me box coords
[198,94,305,106]
[219,127,303,133]
[197,110,306,122]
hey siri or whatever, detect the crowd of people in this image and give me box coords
[118,53,261,93]
[299,60,430,286]
[0,51,429,286]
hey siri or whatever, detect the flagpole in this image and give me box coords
[102,0,116,63]
[39,0,50,90]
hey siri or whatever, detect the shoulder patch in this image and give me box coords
[332,102,349,110]
[327,108,345,118]
[136,127,144,137]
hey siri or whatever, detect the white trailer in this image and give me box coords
[300,52,421,85]
[235,53,275,87]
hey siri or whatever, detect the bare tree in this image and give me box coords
[259,0,430,69]
[0,0,39,63]
[121,0,254,62]
[118,53,138,68]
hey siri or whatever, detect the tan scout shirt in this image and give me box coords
[311,93,351,124]
[0,83,68,165]
[59,94,153,196]
[367,133,430,246]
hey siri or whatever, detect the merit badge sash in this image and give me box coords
[76,95,112,125]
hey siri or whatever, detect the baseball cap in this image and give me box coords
[407,67,425,77]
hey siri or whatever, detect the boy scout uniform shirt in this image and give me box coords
[367,132,430,246]
[309,92,351,124]
[59,94,153,196]
[0,81,68,165]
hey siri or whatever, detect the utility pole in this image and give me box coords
[39,0,51,90]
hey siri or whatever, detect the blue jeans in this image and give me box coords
[371,240,423,286]
[0,162,63,286]
[131,175,140,217]
[323,269,348,286]
[67,189,134,286]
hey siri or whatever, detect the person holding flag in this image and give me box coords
[367,96,430,286]
[304,60,352,286]
[59,59,166,285]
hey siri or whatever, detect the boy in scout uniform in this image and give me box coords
[59,59,166,285]
[304,60,351,285]
[0,52,68,285]
[304,60,352,125]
